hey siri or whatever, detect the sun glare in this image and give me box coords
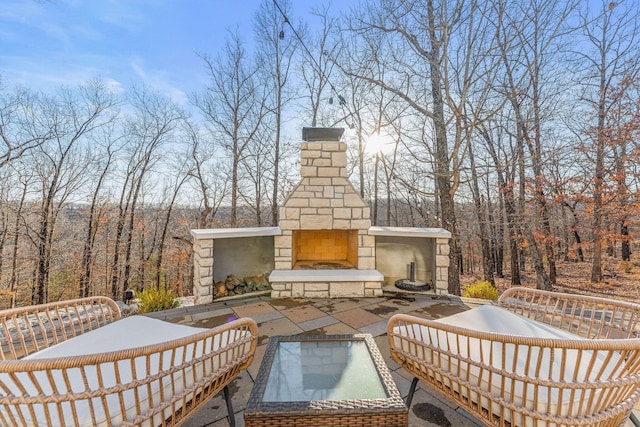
[366,133,387,156]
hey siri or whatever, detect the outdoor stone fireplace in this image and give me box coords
[191,127,451,303]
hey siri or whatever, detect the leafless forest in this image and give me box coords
[1,0,639,307]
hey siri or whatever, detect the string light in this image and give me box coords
[271,0,351,120]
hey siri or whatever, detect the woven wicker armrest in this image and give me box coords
[0,316,258,427]
[498,287,640,339]
[389,310,640,426]
[0,297,121,360]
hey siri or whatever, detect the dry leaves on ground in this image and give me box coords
[461,256,640,304]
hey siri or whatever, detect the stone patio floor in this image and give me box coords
[145,293,639,427]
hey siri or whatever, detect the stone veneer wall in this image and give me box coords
[435,238,450,294]
[274,140,376,270]
[193,238,214,304]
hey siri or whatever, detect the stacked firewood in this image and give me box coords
[213,273,271,298]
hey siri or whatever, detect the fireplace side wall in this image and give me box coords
[191,228,280,304]
[193,238,214,304]
[435,238,450,294]
[373,235,450,295]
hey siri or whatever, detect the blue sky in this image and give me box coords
[1,0,352,105]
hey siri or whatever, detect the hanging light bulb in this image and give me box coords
[279,16,289,40]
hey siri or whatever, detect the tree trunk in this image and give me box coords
[469,141,494,285]
[528,52,556,285]
[621,222,631,261]
[35,190,54,304]
[156,177,187,290]
[231,137,239,227]
[524,228,552,290]
[373,153,379,226]
[591,112,605,282]
[271,100,281,226]
[481,128,520,285]
[427,0,460,295]
[488,194,504,278]
[111,203,127,300]
[9,182,28,308]
[570,216,580,261]
[0,212,6,285]
[79,151,112,298]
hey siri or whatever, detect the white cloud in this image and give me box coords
[129,59,188,105]
[0,53,122,94]
[104,78,125,95]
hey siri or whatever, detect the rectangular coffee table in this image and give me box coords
[244,334,408,427]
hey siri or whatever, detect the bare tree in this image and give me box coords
[7,167,32,307]
[573,0,639,282]
[183,121,229,228]
[254,0,300,226]
[153,167,190,291]
[342,0,503,294]
[241,152,267,225]
[298,2,341,128]
[110,87,183,298]
[491,0,580,290]
[0,180,7,286]
[78,126,121,298]
[479,120,522,286]
[467,137,495,285]
[0,86,54,169]
[32,80,117,304]
[193,30,265,227]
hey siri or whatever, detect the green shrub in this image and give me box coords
[462,280,499,301]
[137,288,179,313]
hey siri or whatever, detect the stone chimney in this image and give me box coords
[274,128,375,271]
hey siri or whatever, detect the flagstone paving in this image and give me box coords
[145,293,639,427]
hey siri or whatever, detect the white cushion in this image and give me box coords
[0,316,252,427]
[393,305,621,425]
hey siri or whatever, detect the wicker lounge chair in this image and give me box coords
[0,296,257,427]
[388,288,640,426]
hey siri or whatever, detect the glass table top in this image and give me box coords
[262,339,388,402]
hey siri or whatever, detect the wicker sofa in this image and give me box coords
[388,288,640,426]
[0,297,257,427]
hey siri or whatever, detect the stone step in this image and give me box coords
[269,269,384,283]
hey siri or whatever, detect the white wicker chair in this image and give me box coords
[0,297,257,427]
[388,288,640,426]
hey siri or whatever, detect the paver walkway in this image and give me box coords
[145,293,639,427]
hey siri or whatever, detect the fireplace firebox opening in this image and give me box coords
[292,230,358,270]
